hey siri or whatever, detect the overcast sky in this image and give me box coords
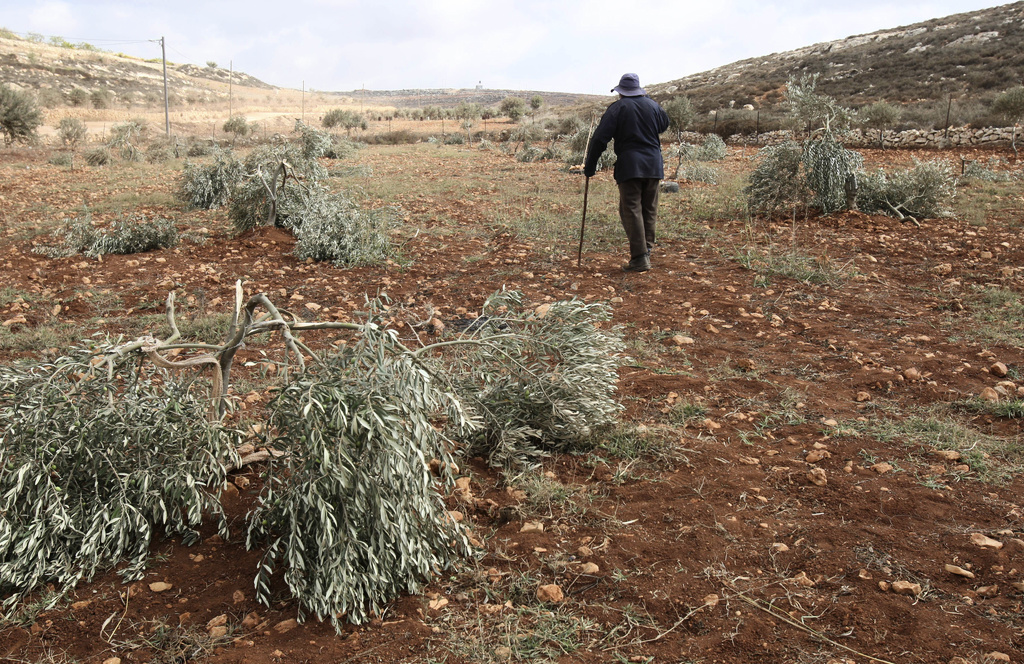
[1,1,1010,95]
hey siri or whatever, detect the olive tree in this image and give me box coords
[500,96,526,122]
[859,101,902,150]
[992,86,1024,158]
[0,85,43,145]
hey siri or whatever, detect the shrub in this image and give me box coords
[67,88,89,107]
[746,141,807,217]
[247,329,471,627]
[47,152,73,167]
[108,119,147,161]
[83,146,111,166]
[443,133,465,145]
[291,191,396,266]
[963,158,1011,182]
[186,141,213,157]
[441,291,624,471]
[36,210,179,258]
[222,115,250,143]
[0,349,240,608]
[179,148,243,209]
[664,96,696,141]
[294,119,334,159]
[90,89,113,109]
[516,145,543,162]
[0,84,43,145]
[857,159,956,220]
[694,134,728,161]
[57,117,87,149]
[679,162,719,184]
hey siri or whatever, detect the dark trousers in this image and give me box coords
[617,178,660,260]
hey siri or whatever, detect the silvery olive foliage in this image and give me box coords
[802,134,863,214]
[856,159,956,220]
[746,141,808,216]
[0,349,241,610]
[228,143,326,233]
[440,291,625,471]
[178,147,244,210]
[291,191,396,266]
[35,210,179,258]
[247,317,473,628]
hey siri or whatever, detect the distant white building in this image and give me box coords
[476,80,483,90]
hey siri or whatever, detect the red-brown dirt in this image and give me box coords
[1,142,1023,664]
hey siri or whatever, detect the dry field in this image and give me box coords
[1,134,1024,664]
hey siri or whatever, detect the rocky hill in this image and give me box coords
[648,1,1024,112]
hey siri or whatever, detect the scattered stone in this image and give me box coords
[789,571,815,587]
[932,263,953,275]
[536,584,564,603]
[520,521,544,533]
[991,362,1009,378]
[891,580,922,596]
[945,564,976,579]
[822,418,839,428]
[878,581,891,592]
[935,450,962,461]
[208,626,228,638]
[577,545,594,557]
[241,612,261,629]
[671,334,695,346]
[428,597,449,610]
[149,582,172,593]
[858,569,872,580]
[103,659,121,664]
[771,543,790,553]
[494,645,513,659]
[971,533,1004,549]
[207,614,228,629]
[855,391,871,402]
[738,455,760,465]
[273,619,298,633]
[985,652,1011,663]
[980,387,1001,403]
[534,303,551,319]
[703,593,720,608]
[232,590,246,604]
[735,358,756,372]
[805,449,831,463]
[904,367,922,381]
[71,600,91,611]
[233,475,250,489]
[871,462,894,475]
[977,584,999,598]
[580,562,600,574]
[807,467,828,486]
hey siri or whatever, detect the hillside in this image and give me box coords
[0,35,599,112]
[649,1,1024,113]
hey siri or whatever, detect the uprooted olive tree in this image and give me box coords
[0,283,623,627]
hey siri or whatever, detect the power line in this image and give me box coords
[4,29,153,47]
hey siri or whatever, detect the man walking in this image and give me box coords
[584,73,669,272]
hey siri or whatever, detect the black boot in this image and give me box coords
[622,254,651,273]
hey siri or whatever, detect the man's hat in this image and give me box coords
[611,73,646,97]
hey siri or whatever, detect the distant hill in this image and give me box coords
[0,35,601,112]
[325,87,602,109]
[0,35,273,107]
[648,1,1024,122]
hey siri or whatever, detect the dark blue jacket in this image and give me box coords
[583,95,669,181]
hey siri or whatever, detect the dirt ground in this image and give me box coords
[1,140,1023,664]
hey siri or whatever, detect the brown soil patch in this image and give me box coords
[1,143,1023,664]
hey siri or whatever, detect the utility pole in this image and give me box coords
[160,36,170,137]
[302,80,305,122]
[229,60,233,118]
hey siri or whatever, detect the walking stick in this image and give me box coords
[576,116,596,268]
[577,177,590,268]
